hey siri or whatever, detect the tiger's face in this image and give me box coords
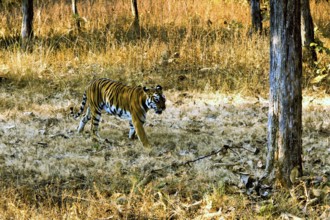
[143,85,166,114]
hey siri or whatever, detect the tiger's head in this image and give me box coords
[143,85,166,114]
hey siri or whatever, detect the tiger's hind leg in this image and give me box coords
[128,121,137,139]
[78,107,91,133]
[90,108,103,142]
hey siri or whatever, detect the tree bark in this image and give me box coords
[266,0,303,188]
[21,0,33,49]
[130,0,140,36]
[301,0,317,64]
[250,0,262,35]
[72,0,81,31]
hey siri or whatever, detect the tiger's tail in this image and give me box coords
[70,91,87,119]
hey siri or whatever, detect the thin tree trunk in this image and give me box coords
[266,0,303,188]
[301,0,317,64]
[21,0,33,49]
[130,0,140,36]
[72,0,81,31]
[250,0,262,35]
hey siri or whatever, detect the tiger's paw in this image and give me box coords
[129,134,138,140]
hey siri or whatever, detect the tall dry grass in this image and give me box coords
[1,0,269,95]
[1,0,328,94]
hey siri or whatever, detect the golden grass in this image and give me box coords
[1,0,267,95]
[0,0,329,219]
[1,0,328,94]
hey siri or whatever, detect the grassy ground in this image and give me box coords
[0,0,329,219]
[0,88,329,219]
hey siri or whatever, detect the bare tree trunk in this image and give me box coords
[72,0,81,31]
[265,78,278,180]
[301,0,317,64]
[21,0,33,49]
[266,0,303,188]
[130,0,140,36]
[250,0,262,35]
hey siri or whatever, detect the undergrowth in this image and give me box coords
[0,0,328,95]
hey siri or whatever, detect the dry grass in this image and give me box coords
[1,0,329,92]
[0,89,329,219]
[0,0,329,219]
[1,0,270,95]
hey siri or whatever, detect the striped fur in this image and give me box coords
[70,78,166,147]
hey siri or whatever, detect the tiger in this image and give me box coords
[70,78,166,147]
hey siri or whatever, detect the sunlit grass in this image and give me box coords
[0,0,329,219]
[1,0,328,94]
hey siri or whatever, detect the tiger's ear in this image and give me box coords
[143,86,149,92]
[156,85,162,91]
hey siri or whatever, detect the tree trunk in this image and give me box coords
[72,0,81,31]
[130,0,140,36]
[266,0,303,188]
[21,0,33,49]
[301,0,317,64]
[250,0,262,35]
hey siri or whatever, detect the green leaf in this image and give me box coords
[310,42,318,47]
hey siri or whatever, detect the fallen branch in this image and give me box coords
[156,144,230,171]
[180,145,230,167]
[138,143,261,187]
[211,162,241,168]
[138,145,230,187]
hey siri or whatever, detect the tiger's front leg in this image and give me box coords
[132,116,150,148]
[128,121,137,139]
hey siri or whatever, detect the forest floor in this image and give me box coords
[0,81,329,219]
[0,0,329,218]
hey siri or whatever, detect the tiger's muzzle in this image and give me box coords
[155,109,163,114]
[155,105,166,114]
